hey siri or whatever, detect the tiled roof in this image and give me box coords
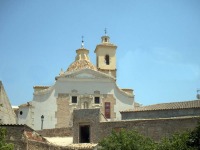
[67,143,98,149]
[67,60,97,72]
[121,100,200,112]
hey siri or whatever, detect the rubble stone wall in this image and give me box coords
[73,109,100,143]
[99,117,200,142]
[37,127,73,137]
[73,109,200,143]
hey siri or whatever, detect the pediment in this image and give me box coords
[61,68,115,80]
[75,73,95,79]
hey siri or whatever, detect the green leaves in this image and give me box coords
[157,131,194,150]
[187,122,200,150]
[0,128,14,150]
[99,129,155,150]
[99,122,200,150]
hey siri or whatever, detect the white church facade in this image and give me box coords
[17,34,134,130]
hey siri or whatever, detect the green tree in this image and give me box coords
[156,131,195,150]
[99,129,156,150]
[0,127,14,150]
[187,122,200,150]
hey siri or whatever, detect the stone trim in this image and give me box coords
[55,93,71,128]
[101,94,116,120]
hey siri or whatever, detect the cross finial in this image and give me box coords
[104,28,107,35]
[81,36,84,48]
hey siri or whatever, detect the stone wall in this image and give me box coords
[55,93,71,128]
[1,124,74,150]
[99,117,200,142]
[121,108,200,120]
[55,92,117,128]
[73,109,200,144]
[0,81,17,124]
[73,109,101,143]
[101,94,116,120]
[37,127,73,137]
[1,124,42,150]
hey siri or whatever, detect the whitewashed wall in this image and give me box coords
[18,70,134,130]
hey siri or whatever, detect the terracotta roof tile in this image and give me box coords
[67,143,98,149]
[67,60,97,72]
[122,100,200,112]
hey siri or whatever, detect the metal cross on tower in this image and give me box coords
[104,28,107,35]
[81,36,84,48]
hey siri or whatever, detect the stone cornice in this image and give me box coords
[56,68,116,81]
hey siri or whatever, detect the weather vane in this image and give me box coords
[81,36,84,48]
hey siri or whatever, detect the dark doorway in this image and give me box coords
[79,125,90,143]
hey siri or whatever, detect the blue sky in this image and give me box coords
[0,0,200,106]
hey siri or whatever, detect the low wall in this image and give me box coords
[27,140,69,150]
[37,127,73,137]
[73,109,200,144]
[99,117,200,142]
[1,124,72,150]
[1,125,32,150]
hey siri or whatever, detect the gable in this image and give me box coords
[75,73,96,79]
[56,68,115,81]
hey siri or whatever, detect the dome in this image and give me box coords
[67,59,97,72]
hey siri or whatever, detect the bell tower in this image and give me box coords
[94,30,117,78]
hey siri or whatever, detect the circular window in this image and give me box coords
[20,111,23,115]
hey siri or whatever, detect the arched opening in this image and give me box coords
[104,38,107,42]
[105,55,110,65]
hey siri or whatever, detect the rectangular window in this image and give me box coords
[94,97,100,104]
[105,102,111,119]
[72,96,77,103]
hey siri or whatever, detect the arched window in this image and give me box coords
[105,38,107,42]
[105,55,110,65]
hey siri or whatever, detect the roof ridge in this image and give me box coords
[142,99,200,107]
[122,99,200,112]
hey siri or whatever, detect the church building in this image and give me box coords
[17,33,134,130]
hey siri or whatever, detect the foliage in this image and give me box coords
[187,122,200,150]
[0,127,14,150]
[156,131,195,150]
[99,122,200,150]
[99,129,156,150]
